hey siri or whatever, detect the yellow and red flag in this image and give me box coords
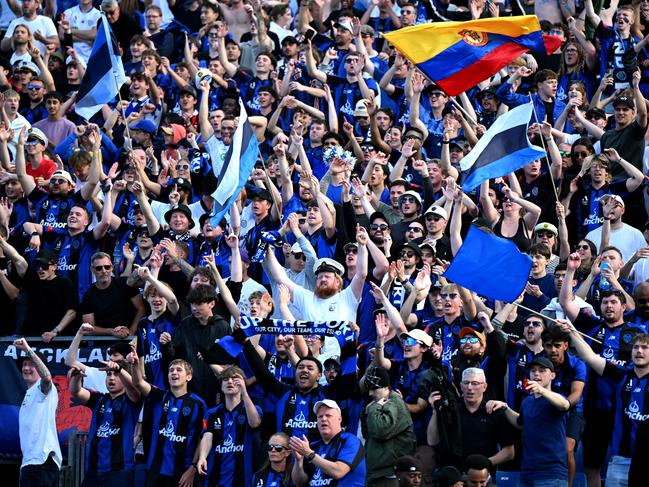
[383,15,562,95]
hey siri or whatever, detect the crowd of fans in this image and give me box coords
[3,0,649,486]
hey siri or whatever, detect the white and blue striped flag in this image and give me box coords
[74,14,126,120]
[208,99,260,227]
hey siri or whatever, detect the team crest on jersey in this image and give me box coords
[459,30,488,47]
[237,415,246,424]
[622,331,634,344]
[114,400,122,411]
[72,238,81,249]
[182,406,191,416]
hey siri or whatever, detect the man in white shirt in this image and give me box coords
[1,0,59,54]
[60,0,101,64]
[13,338,62,487]
[264,225,368,321]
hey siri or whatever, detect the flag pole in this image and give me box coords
[512,302,603,344]
[527,93,559,202]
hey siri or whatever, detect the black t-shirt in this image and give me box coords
[80,276,140,328]
[22,268,77,335]
[459,401,515,468]
[601,120,647,178]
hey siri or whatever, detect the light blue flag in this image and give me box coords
[74,14,125,120]
[460,103,545,192]
[208,99,259,227]
[443,225,532,302]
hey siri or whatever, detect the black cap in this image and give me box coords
[365,366,390,390]
[395,455,422,473]
[369,211,389,224]
[35,249,57,265]
[133,224,150,238]
[613,95,634,109]
[528,356,555,372]
[281,35,298,45]
[164,204,195,229]
[246,185,273,203]
[431,466,463,487]
[323,357,341,369]
[107,341,133,358]
[172,177,193,192]
[179,85,197,98]
[476,87,497,101]
[16,350,47,369]
[397,242,422,259]
[585,107,606,119]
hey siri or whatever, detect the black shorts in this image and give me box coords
[582,408,614,469]
[566,410,585,442]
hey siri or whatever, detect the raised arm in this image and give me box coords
[556,319,606,376]
[14,338,53,394]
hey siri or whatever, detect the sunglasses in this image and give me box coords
[400,196,417,204]
[559,151,571,157]
[404,134,423,141]
[439,292,458,300]
[402,337,422,347]
[536,231,555,238]
[407,227,424,233]
[575,244,590,250]
[345,247,358,255]
[400,250,415,258]
[27,84,43,90]
[324,364,340,372]
[25,139,40,145]
[526,321,544,328]
[50,178,68,184]
[266,444,288,452]
[94,264,113,272]
[34,261,53,270]
[460,336,480,345]
[293,252,306,260]
[298,218,307,224]
[428,92,445,98]
[176,164,190,170]
[425,214,443,222]
[370,223,388,231]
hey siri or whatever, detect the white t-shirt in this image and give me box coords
[63,6,101,63]
[4,16,58,54]
[19,379,62,468]
[585,223,647,263]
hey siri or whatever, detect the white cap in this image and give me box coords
[313,399,341,414]
[425,205,448,220]
[313,258,344,276]
[51,169,74,184]
[291,242,302,253]
[400,329,433,348]
[17,60,40,76]
[26,127,48,147]
[534,222,558,236]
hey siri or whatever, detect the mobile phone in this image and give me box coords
[304,29,316,41]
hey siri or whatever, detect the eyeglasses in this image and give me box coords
[460,336,480,345]
[407,227,424,233]
[345,247,358,255]
[399,196,417,204]
[266,444,288,452]
[461,380,485,387]
[400,250,415,258]
[93,264,113,272]
[175,164,190,170]
[26,84,43,90]
[425,214,443,222]
[137,233,150,238]
[370,223,388,231]
[564,48,579,54]
[404,134,422,141]
[293,252,306,260]
[50,178,67,184]
[439,292,458,300]
[305,335,321,342]
[526,321,544,328]
[402,337,422,347]
[575,244,590,250]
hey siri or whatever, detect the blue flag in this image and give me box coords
[460,103,545,192]
[208,99,259,227]
[74,14,125,120]
[443,226,532,302]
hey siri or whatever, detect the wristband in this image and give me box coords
[191,463,198,471]
[441,140,450,145]
[31,232,39,237]
[306,451,316,462]
[52,328,60,335]
[375,346,384,351]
